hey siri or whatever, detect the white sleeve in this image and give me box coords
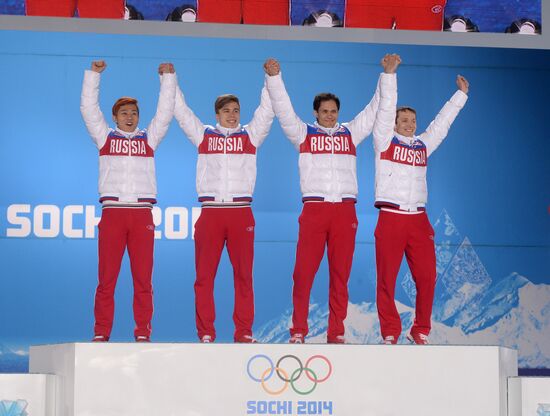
[266,73,307,149]
[346,73,387,147]
[80,70,110,150]
[174,83,206,147]
[146,72,177,150]
[420,90,468,156]
[245,79,275,148]
[371,73,397,153]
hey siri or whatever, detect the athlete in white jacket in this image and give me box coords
[373,75,469,345]
[80,60,176,342]
[174,68,274,343]
[265,55,400,344]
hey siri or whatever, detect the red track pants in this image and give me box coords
[94,208,155,339]
[290,202,358,341]
[375,210,436,339]
[26,0,124,18]
[194,207,255,342]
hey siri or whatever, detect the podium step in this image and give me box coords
[29,343,516,416]
[508,376,550,416]
[0,373,55,416]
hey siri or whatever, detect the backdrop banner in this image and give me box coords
[0,29,548,372]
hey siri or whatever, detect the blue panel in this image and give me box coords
[128,0,197,20]
[445,0,542,32]
[290,0,345,25]
[0,0,24,15]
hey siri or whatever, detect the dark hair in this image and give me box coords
[313,93,340,112]
[215,94,240,114]
[112,97,139,115]
[395,106,416,122]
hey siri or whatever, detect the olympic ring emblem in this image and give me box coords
[246,354,332,396]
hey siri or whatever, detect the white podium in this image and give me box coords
[508,376,550,416]
[0,374,56,416]
[28,343,517,416]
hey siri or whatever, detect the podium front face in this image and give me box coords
[29,343,517,416]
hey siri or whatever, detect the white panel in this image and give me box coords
[30,343,75,416]
[30,343,517,416]
[508,378,522,416]
[0,374,56,416]
[508,377,550,416]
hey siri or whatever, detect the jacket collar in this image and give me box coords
[394,132,419,144]
[215,123,243,136]
[114,127,140,138]
[313,121,341,135]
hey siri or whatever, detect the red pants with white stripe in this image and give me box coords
[26,0,124,18]
[94,208,155,339]
[375,210,436,339]
[290,202,358,341]
[194,207,255,341]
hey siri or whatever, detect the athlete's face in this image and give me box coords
[216,101,240,129]
[395,110,417,137]
[113,104,139,133]
[314,100,339,129]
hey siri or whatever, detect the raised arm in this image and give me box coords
[348,54,400,148]
[146,62,177,150]
[420,75,469,156]
[371,54,400,152]
[244,79,275,148]
[264,58,307,148]
[80,60,110,149]
[173,77,206,147]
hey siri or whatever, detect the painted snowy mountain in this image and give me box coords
[257,210,550,368]
[0,344,28,373]
[257,275,550,367]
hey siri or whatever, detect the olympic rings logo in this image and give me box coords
[246,354,332,396]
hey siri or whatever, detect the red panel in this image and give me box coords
[78,0,125,18]
[26,0,124,18]
[242,0,289,25]
[198,0,242,24]
[26,0,77,17]
[345,0,446,30]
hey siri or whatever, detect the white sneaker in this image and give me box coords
[407,332,429,345]
[382,335,397,345]
[92,335,109,342]
[327,335,345,344]
[135,335,150,343]
[200,335,213,343]
[289,333,304,344]
[236,335,257,343]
